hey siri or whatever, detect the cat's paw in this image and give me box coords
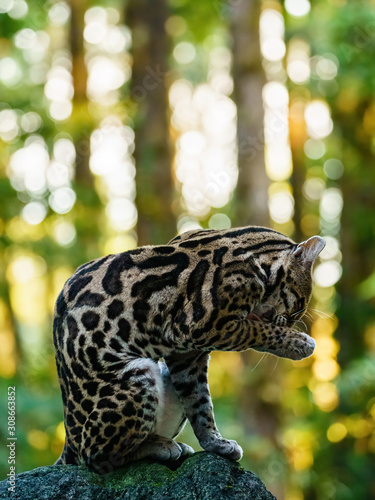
[200,436,243,461]
[177,442,195,457]
[133,436,182,461]
[156,440,182,461]
[289,332,316,360]
[261,331,316,361]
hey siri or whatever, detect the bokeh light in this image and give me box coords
[173,42,196,64]
[285,0,311,18]
[90,116,137,232]
[260,10,286,62]
[305,100,333,139]
[170,46,238,223]
[0,2,374,498]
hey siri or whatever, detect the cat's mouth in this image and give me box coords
[246,306,274,323]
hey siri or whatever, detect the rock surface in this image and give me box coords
[0,452,276,500]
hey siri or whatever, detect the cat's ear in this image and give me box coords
[293,236,325,264]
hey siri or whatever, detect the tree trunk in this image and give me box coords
[230,0,269,228]
[68,0,94,188]
[126,0,175,246]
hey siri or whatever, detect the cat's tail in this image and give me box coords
[54,439,78,465]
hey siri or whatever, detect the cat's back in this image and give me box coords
[52,244,193,337]
[55,227,294,318]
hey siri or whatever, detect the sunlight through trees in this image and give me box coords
[0,1,374,498]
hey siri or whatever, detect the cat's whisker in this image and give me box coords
[251,352,267,372]
[271,357,279,375]
[309,308,334,319]
[291,308,306,317]
[293,319,308,332]
[304,311,314,321]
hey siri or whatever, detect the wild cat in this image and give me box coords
[53,226,325,472]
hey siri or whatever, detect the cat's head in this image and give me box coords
[252,236,325,327]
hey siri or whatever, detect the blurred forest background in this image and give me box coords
[0,0,374,498]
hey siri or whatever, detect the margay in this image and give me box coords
[53,226,325,472]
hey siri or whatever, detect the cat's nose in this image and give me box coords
[262,309,274,322]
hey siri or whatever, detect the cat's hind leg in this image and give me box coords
[73,357,192,472]
[130,361,193,461]
[73,357,165,473]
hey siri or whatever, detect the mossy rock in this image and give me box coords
[0,452,276,499]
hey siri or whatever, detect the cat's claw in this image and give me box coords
[200,436,243,461]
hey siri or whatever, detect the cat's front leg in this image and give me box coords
[201,316,315,360]
[165,351,243,461]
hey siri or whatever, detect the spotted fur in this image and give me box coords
[53,226,325,473]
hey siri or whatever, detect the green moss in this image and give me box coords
[99,461,178,490]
